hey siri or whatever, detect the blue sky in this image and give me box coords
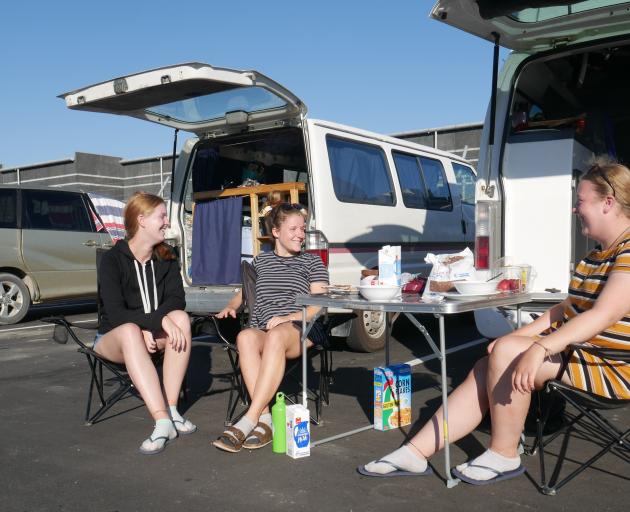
[2,0,504,169]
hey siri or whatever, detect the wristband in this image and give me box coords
[532,340,552,361]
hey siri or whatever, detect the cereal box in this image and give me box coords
[373,364,412,431]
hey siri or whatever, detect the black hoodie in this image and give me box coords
[98,239,186,334]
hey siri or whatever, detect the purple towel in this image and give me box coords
[191,196,243,285]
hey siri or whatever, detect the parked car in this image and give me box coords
[430,0,630,325]
[60,63,476,351]
[0,186,118,324]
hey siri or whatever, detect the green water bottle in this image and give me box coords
[271,392,287,454]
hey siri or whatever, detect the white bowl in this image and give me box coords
[358,285,400,301]
[453,280,498,295]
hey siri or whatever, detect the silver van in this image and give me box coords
[431,0,630,319]
[0,186,113,324]
[60,63,476,351]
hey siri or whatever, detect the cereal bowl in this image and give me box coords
[453,280,498,295]
[358,285,400,301]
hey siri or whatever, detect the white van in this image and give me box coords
[431,1,630,317]
[60,62,476,351]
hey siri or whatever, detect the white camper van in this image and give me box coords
[431,1,630,317]
[60,62,476,351]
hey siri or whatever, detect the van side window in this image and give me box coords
[22,190,92,232]
[452,163,477,205]
[326,135,395,206]
[419,157,452,211]
[392,152,428,209]
[0,189,17,229]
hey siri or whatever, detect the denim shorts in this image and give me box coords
[93,332,104,349]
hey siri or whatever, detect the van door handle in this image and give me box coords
[83,240,98,247]
[461,220,467,234]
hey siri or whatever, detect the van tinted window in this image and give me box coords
[326,136,395,206]
[0,189,17,229]
[419,157,452,211]
[22,190,92,232]
[392,152,428,209]
[452,163,476,205]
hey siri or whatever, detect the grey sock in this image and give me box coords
[233,415,256,438]
[248,413,272,439]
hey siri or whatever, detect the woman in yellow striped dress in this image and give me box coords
[360,161,630,485]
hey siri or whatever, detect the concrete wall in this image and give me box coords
[0,152,176,201]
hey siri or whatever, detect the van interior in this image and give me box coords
[181,126,309,284]
[508,40,630,163]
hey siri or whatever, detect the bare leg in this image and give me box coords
[159,310,192,406]
[236,328,268,414]
[244,323,307,422]
[95,323,169,420]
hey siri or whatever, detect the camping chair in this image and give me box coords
[44,248,187,425]
[526,344,630,495]
[211,260,333,426]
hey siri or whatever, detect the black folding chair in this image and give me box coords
[211,260,333,426]
[44,248,187,425]
[526,344,630,495]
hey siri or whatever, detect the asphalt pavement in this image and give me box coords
[0,309,627,512]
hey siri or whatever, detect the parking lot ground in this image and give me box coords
[1,312,628,512]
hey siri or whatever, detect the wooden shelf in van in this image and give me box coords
[193,182,307,255]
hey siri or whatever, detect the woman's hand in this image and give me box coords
[266,315,292,330]
[161,315,187,352]
[216,307,237,319]
[142,330,158,354]
[512,343,546,394]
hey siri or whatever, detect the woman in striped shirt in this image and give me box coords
[213,202,329,453]
[361,161,630,485]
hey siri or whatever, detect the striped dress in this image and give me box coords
[249,251,329,330]
[561,236,630,399]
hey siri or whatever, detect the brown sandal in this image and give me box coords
[243,422,273,450]
[212,426,246,453]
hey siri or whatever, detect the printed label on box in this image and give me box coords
[373,364,412,431]
[286,404,310,458]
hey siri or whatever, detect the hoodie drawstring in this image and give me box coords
[134,260,158,314]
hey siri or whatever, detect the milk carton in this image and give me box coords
[286,404,310,458]
[373,364,412,431]
[378,245,401,286]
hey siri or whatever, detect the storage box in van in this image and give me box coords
[431,0,630,324]
[60,63,477,351]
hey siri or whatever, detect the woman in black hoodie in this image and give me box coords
[95,191,195,455]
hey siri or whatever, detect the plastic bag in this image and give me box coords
[424,247,475,293]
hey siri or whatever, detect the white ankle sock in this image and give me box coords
[456,449,521,481]
[140,418,176,453]
[169,405,184,423]
[246,413,272,440]
[364,445,428,475]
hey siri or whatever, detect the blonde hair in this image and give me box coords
[124,191,175,260]
[582,158,630,218]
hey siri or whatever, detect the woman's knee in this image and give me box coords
[167,310,191,334]
[488,335,526,368]
[237,329,261,353]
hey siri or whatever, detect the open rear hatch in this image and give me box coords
[59,62,307,136]
[430,1,630,51]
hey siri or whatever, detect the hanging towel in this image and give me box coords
[191,196,243,285]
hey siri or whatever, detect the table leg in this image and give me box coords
[385,312,391,367]
[302,306,308,408]
[438,314,459,488]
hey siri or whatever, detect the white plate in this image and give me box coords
[441,291,501,301]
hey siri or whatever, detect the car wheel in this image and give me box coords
[0,274,31,325]
[346,310,386,352]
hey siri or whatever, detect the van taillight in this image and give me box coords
[475,200,497,270]
[305,230,329,267]
[475,236,489,269]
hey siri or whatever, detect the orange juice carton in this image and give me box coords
[373,363,412,431]
[285,404,310,458]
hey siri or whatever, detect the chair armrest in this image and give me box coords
[569,343,630,363]
[41,315,94,349]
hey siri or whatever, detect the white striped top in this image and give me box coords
[250,251,329,329]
